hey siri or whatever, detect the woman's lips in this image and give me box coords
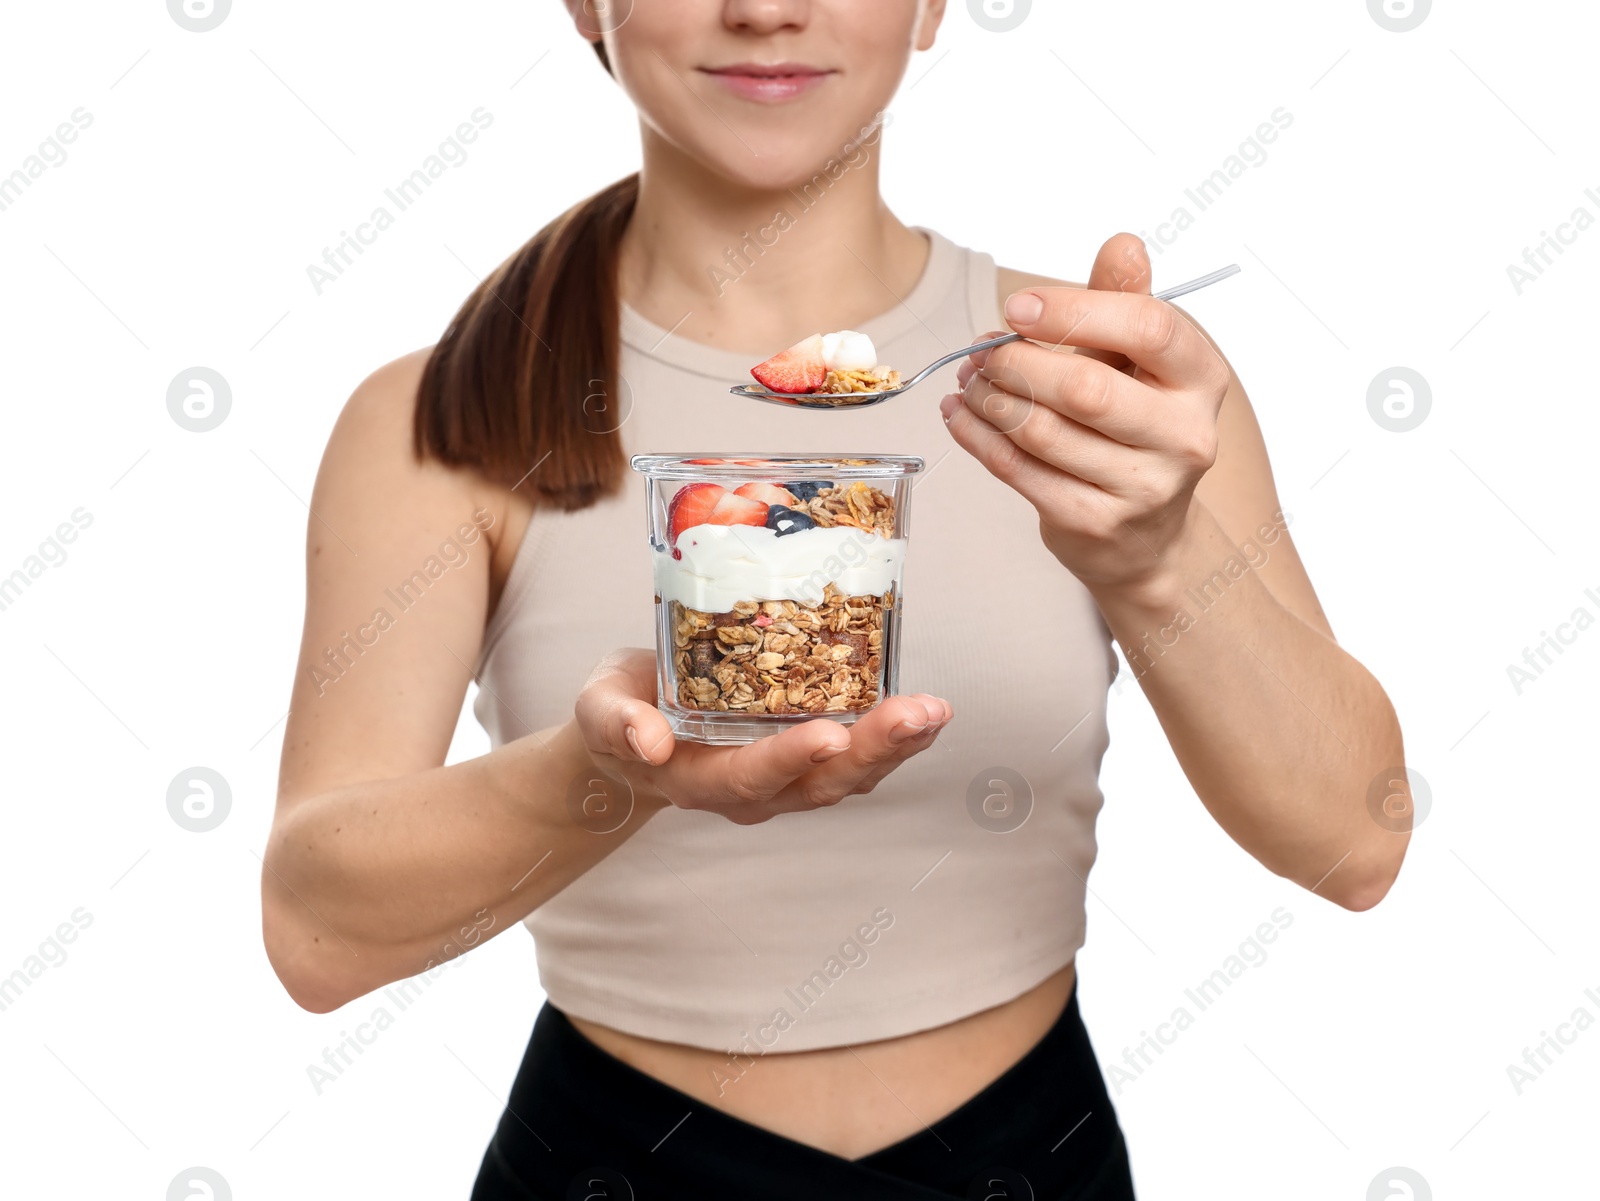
[700,63,833,102]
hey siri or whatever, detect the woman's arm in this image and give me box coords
[260,352,651,1012]
[943,241,1408,911]
[1081,379,1407,913]
[263,353,953,1013]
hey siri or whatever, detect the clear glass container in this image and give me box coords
[630,453,925,746]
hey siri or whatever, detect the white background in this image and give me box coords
[1,1,1595,1197]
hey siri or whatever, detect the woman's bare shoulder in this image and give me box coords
[321,345,500,515]
[331,346,434,445]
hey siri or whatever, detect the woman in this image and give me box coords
[261,2,1411,1196]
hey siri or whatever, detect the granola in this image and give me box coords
[794,480,896,537]
[667,583,894,714]
[821,366,903,395]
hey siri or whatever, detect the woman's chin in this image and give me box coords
[674,133,883,199]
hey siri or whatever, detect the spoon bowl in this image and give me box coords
[731,263,1242,410]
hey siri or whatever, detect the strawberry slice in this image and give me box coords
[667,482,725,544]
[667,482,770,545]
[751,335,826,394]
[682,458,728,465]
[709,490,770,528]
[734,481,797,507]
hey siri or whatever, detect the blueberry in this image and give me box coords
[765,504,817,537]
[785,480,832,502]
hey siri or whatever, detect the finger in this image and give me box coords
[1000,285,1224,387]
[772,693,947,808]
[685,718,852,808]
[847,722,947,797]
[1077,233,1151,371]
[574,649,676,763]
[845,696,954,791]
[966,341,1173,451]
[941,390,1114,526]
[962,330,1010,377]
[960,372,1146,489]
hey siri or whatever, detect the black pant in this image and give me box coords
[470,976,1137,1200]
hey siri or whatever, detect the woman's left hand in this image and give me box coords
[940,233,1232,597]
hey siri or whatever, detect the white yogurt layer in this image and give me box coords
[820,330,878,372]
[655,522,906,612]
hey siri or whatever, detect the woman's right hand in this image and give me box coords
[573,648,953,826]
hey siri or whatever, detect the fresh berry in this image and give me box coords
[734,481,798,507]
[753,613,774,628]
[667,482,725,544]
[751,335,826,394]
[709,489,770,527]
[785,479,832,502]
[765,504,818,537]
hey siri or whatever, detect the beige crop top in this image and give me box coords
[472,227,1118,1053]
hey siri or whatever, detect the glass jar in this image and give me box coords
[630,453,925,745]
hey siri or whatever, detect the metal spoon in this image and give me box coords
[729,263,1243,410]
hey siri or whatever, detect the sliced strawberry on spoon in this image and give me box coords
[751,335,826,394]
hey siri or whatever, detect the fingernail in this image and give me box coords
[938,392,960,420]
[811,741,848,763]
[890,717,928,743]
[955,360,976,387]
[624,725,646,760]
[1005,291,1044,326]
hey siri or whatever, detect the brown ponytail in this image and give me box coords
[412,171,640,512]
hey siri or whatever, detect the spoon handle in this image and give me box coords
[1152,262,1242,303]
[916,262,1243,385]
[906,332,1025,386]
